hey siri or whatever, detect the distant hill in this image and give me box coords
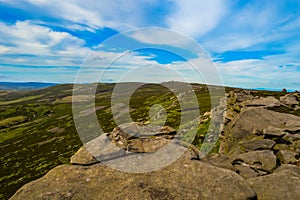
[0,82,57,90]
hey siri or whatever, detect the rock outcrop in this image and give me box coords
[247,170,300,200]
[11,90,300,199]
[11,148,257,200]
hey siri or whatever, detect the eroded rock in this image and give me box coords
[276,150,299,164]
[233,150,277,172]
[247,170,300,200]
[233,163,259,179]
[70,146,99,166]
[243,96,281,107]
[274,164,300,175]
[239,139,275,151]
[263,126,286,137]
[280,94,299,106]
[11,149,257,200]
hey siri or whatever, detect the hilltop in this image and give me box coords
[0,83,300,199]
[0,82,57,90]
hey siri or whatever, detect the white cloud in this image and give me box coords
[215,55,300,90]
[125,28,198,49]
[0,45,9,54]
[3,0,167,31]
[0,21,90,66]
[201,1,299,53]
[166,0,228,38]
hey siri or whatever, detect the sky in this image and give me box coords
[0,0,300,90]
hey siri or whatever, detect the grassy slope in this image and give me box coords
[0,83,285,199]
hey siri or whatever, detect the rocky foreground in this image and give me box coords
[11,91,300,200]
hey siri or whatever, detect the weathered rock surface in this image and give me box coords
[70,146,98,165]
[221,107,300,153]
[108,123,176,152]
[247,170,300,200]
[11,149,257,200]
[263,126,286,137]
[234,164,260,179]
[276,150,299,164]
[280,94,299,106]
[239,139,275,151]
[233,150,277,172]
[273,164,300,175]
[243,96,281,107]
[201,154,236,171]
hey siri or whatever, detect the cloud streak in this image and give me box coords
[0,0,300,90]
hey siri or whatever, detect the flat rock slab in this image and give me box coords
[284,126,300,134]
[233,150,276,172]
[247,170,300,200]
[239,139,276,151]
[11,150,257,200]
[274,164,300,175]
[263,126,286,137]
[226,107,300,142]
[243,96,281,107]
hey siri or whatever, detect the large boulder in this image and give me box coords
[247,170,300,200]
[280,94,299,106]
[243,96,281,107]
[11,149,257,200]
[221,107,300,153]
[108,123,176,152]
[233,150,277,172]
[273,164,300,175]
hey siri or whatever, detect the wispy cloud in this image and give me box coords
[166,0,228,38]
[0,0,300,90]
[0,20,90,66]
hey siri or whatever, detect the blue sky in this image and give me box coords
[0,0,300,90]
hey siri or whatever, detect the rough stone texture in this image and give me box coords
[263,126,286,137]
[127,137,170,153]
[236,92,254,102]
[234,164,259,179]
[11,149,257,200]
[247,170,300,200]
[280,94,299,106]
[284,126,300,134]
[70,146,99,165]
[239,139,275,151]
[274,164,300,175]
[222,107,300,152]
[283,132,300,143]
[108,123,176,151]
[243,96,281,107]
[276,150,299,164]
[272,144,290,151]
[201,154,236,171]
[233,150,277,172]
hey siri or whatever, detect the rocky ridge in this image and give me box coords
[11,91,300,200]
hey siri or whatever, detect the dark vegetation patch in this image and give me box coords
[0,82,219,199]
[267,106,300,117]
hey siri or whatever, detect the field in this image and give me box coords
[0,83,284,199]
